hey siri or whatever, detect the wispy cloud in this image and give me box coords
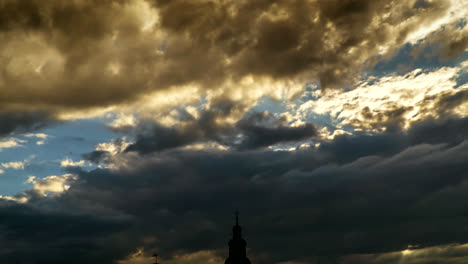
[0,138,25,151]
[60,158,87,168]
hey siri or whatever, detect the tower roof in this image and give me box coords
[225,211,251,264]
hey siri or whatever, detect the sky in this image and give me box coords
[0,0,468,263]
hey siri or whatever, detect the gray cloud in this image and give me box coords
[431,89,468,116]
[2,116,467,264]
[124,107,317,154]
[81,150,111,164]
[0,198,131,264]
[235,111,316,150]
[350,105,414,132]
[318,117,468,164]
[1,1,467,264]
[0,111,56,138]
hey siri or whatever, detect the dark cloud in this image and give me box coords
[81,150,111,164]
[432,89,468,116]
[0,0,157,110]
[349,105,414,132]
[406,117,468,146]
[0,199,131,264]
[409,89,468,123]
[125,107,317,154]
[124,101,240,153]
[235,112,317,150]
[124,124,201,153]
[2,116,467,264]
[82,137,128,164]
[1,1,467,264]
[0,111,55,137]
[319,117,468,164]
[0,0,454,113]
[152,0,451,88]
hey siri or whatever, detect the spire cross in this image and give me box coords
[235,210,239,226]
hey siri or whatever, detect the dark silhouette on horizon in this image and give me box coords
[225,211,252,264]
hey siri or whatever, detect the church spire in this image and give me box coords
[225,211,252,264]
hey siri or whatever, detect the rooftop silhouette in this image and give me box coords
[225,211,252,264]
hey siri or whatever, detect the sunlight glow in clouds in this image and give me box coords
[344,243,468,264]
[0,0,467,263]
[60,158,87,167]
[26,174,77,196]
[296,66,467,132]
[118,249,223,264]
[404,0,468,45]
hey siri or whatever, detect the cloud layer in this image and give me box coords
[0,0,464,115]
[0,1,467,264]
[0,117,466,263]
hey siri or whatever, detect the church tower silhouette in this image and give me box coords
[225,211,252,264]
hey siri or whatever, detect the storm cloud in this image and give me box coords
[0,0,458,114]
[0,111,55,138]
[0,1,467,264]
[124,109,317,154]
[2,116,467,264]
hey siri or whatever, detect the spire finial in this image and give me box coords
[235,209,239,226]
